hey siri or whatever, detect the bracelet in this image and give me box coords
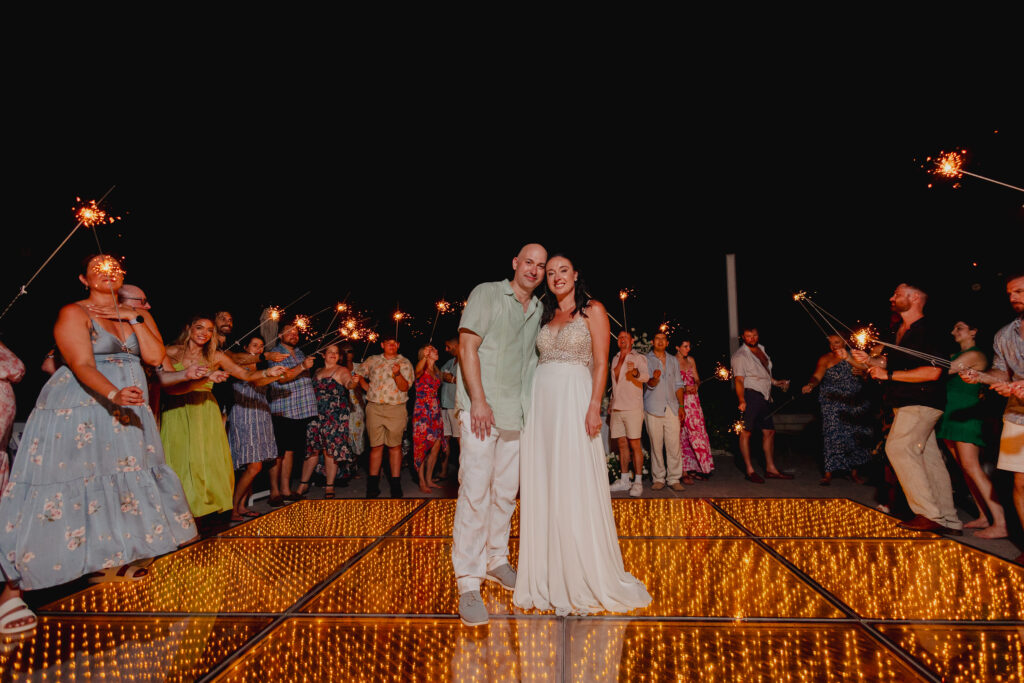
[107,389,118,401]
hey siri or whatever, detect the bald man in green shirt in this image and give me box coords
[452,243,547,626]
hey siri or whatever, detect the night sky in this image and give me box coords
[4,120,1021,420]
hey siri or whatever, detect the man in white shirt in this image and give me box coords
[731,326,792,483]
[608,331,649,496]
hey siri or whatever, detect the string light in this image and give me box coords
[715,498,930,538]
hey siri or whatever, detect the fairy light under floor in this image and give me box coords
[1,497,1020,682]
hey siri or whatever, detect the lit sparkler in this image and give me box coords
[793,291,808,302]
[0,187,117,323]
[851,326,877,350]
[92,255,125,278]
[928,149,1024,194]
[618,289,633,331]
[293,315,310,333]
[699,362,733,386]
[428,299,454,344]
[393,309,407,340]
[268,307,283,322]
[730,419,746,435]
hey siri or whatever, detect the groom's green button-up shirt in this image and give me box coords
[455,279,542,431]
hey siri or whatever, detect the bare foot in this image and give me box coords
[419,481,431,494]
[964,517,990,529]
[974,525,1008,539]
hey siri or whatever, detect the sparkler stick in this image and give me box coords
[393,308,406,341]
[360,330,380,362]
[932,151,1024,194]
[618,289,631,332]
[227,288,311,350]
[428,299,452,344]
[698,363,733,386]
[312,296,351,351]
[0,187,116,323]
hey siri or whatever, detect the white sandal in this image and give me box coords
[87,564,150,585]
[0,597,37,636]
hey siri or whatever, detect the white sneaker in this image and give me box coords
[629,480,643,497]
[609,475,632,492]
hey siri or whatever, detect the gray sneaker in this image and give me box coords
[485,563,517,590]
[458,590,488,626]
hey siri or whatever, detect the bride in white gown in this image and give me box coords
[514,255,651,615]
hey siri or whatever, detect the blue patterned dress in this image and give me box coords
[0,319,196,590]
[227,379,277,467]
[818,360,874,473]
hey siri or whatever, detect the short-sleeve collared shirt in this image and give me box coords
[267,344,318,419]
[610,350,649,411]
[359,353,415,405]
[644,351,684,414]
[731,343,773,400]
[439,357,457,410]
[455,280,542,431]
[993,318,1024,425]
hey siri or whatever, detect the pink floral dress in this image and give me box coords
[0,342,26,493]
[679,368,714,474]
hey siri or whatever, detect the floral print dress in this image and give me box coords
[0,342,26,494]
[679,368,714,475]
[0,319,195,590]
[306,376,354,480]
[412,371,442,468]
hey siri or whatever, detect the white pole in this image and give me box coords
[726,254,739,355]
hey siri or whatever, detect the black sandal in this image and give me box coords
[324,486,335,499]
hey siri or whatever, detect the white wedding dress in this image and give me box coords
[514,315,652,614]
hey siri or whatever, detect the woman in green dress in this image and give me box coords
[937,319,1007,538]
[161,317,284,518]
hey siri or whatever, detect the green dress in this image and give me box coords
[936,347,986,447]
[160,363,234,516]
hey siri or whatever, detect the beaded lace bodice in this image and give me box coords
[537,315,592,367]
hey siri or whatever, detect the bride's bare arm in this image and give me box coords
[584,301,611,437]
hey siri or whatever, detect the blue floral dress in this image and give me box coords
[0,319,196,590]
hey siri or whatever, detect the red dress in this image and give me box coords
[412,371,442,468]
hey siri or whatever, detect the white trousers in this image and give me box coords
[886,405,962,530]
[452,413,520,593]
[645,406,682,484]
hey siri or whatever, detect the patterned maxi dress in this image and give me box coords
[0,321,196,590]
[412,371,442,469]
[306,377,354,480]
[0,342,25,494]
[678,368,714,474]
[227,379,277,468]
[818,360,873,473]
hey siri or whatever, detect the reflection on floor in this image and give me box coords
[2,498,1021,681]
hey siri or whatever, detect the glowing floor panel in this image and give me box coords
[16,498,1020,682]
[221,499,422,537]
[767,539,1024,620]
[214,617,562,681]
[715,497,934,538]
[0,615,270,682]
[875,624,1024,682]
[569,620,927,682]
[45,538,369,614]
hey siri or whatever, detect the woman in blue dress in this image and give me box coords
[227,335,282,520]
[801,334,874,485]
[0,255,200,607]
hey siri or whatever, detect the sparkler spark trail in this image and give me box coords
[268,307,283,322]
[927,149,1024,194]
[730,419,746,435]
[293,315,310,333]
[851,326,877,350]
[0,187,118,323]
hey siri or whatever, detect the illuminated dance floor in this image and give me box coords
[2,498,1022,681]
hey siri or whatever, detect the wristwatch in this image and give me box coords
[129,315,144,325]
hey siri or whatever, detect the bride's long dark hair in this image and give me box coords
[541,253,591,326]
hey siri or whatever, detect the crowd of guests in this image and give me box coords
[607,330,716,496]
[1,253,1022,639]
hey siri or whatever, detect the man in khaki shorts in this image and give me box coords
[354,335,414,499]
[608,331,649,497]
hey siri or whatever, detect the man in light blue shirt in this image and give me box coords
[644,332,686,491]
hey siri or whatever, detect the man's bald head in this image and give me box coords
[511,243,547,295]
[118,284,150,310]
